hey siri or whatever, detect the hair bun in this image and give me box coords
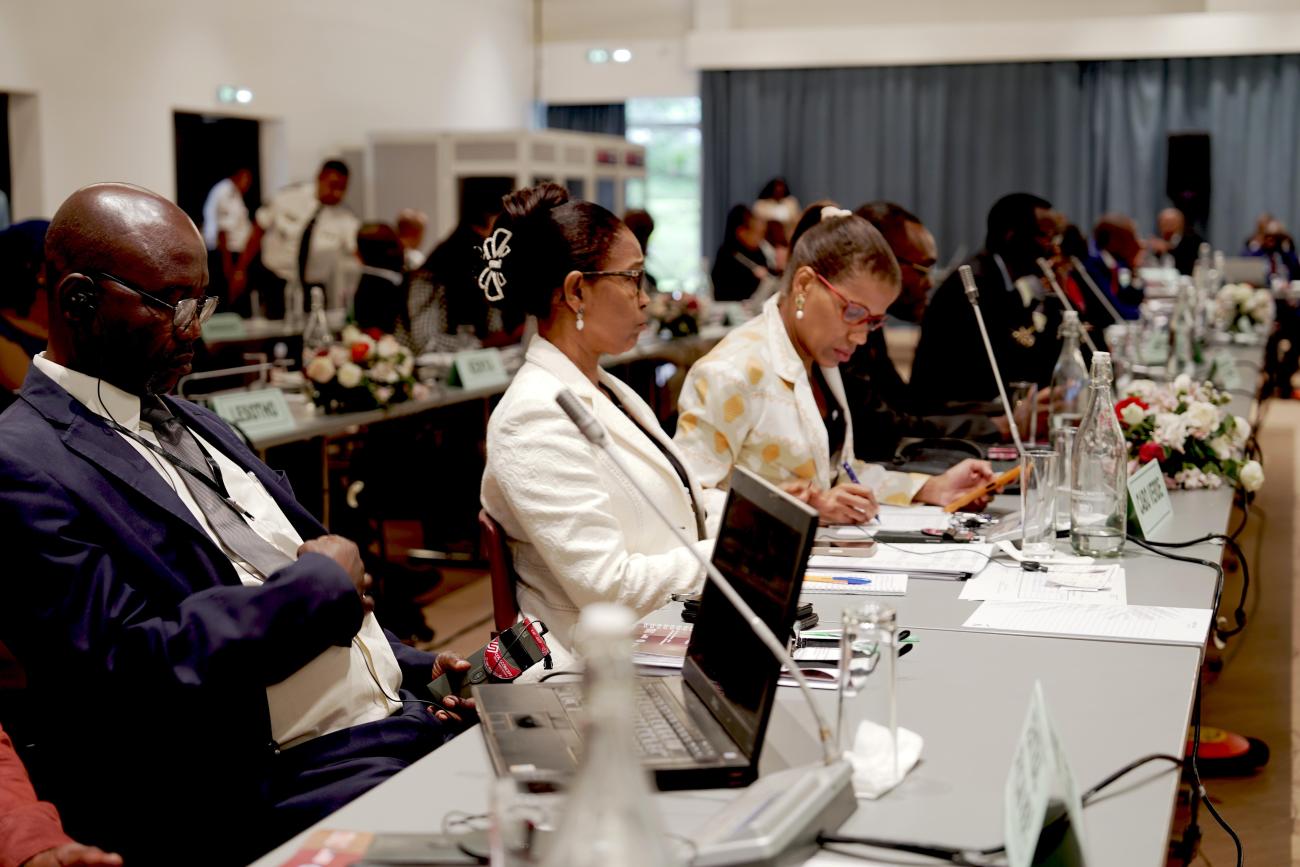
[501,182,570,224]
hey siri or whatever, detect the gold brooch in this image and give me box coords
[1012,326,1037,348]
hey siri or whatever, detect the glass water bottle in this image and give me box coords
[1070,352,1127,557]
[1048,310,1088,434]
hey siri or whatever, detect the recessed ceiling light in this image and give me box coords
[612,48,632,63]
[234,88,253,104]
[587,48,609,64]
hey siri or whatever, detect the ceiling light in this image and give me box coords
[587,48,609,64]
[234,88,253,104]
[612,48,632,63]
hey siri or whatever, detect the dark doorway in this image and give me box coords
[0,93,12,213]
[173,111,261,229]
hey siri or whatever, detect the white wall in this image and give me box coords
[541,39,697,104]
[0,0,535,219]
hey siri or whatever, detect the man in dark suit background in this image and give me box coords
[910,192,1065,411]
[0,184,473,865]
[1152,206,1204,276]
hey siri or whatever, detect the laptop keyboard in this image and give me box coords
[553,682,719,762]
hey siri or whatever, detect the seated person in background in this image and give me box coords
[352,223,408,334]
[232,159,359,319]
[676,204,994,524]
[622,208,659,292]
[753,176,801,241]
[711,204,778,302]
[1242,217,1300,280]
[1,723,122,867]
[911,193,1065,411]
[395,208,428,271]
[407,192,523,352]
[1150,206,1204,276]
[0,184,472,864]
[840,202,1020,461]
[480,184,712,669]
[0,221,50,400]
[1079,213,1145,319]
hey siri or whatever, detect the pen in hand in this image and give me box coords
[841,461,881,524]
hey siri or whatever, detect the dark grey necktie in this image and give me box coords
[140,400,292,580]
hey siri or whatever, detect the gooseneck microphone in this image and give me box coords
[1069,255,1125,325]
[1036,257,1099,353]
[554,389,837,765]
[959,265,1025,456]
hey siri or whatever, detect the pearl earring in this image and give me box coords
[576,306,585,331]
[795,294,805,320]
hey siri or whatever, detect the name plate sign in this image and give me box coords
[1004,682,1088,867]
[1127,458,1173,538]
[451,348,509,390]
[211,388,297,439]
[201,312,248,343]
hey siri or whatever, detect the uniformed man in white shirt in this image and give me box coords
[201,166,253,303]
[232,159,360,319]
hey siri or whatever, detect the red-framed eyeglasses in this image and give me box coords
[812,272,887,331]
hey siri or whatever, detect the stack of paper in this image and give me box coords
[809,543,992,580]
[816,505,950,538]
[802,572,909,595]
[962,601,1212,646]
[959,561,1128,605]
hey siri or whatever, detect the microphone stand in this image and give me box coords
[1037,257,1098,353]
[1069,255,1125,325]
[959,265,1025,456]
[555,390,836,765]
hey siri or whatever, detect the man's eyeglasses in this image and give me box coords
[895,258,937,280]
[93,272,219,331]
[812,272,887,331]
[582,269,648,295]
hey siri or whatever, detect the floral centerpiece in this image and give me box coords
[304,325,423,413]
[1115,374,1263,491]
[648,291,703,338]
[1215,283,1274,337]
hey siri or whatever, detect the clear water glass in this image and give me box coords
[1008,380,1039,446]
[1051,427,1078,532]
[837,603,898,778]
[1020,448,1059,558]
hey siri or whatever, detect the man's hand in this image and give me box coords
[430,653,477,724]
[916,459,997,511]
[22,843,123,867]
[995,387,1052,442]
[298,535,373,613]
[807,482,879,524]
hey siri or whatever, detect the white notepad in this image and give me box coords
[809,543,992,579]
[962,601,1212,646]
[959,561,1127,605]
[802,572,908,595]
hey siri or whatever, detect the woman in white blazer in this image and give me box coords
[480,184,711,669]
[677,204,995,523]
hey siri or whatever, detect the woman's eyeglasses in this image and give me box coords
[93,271,219,331]
[812,272,887,331]
[582,269,648,295]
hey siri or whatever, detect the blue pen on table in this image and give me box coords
[840,461,881,524]
[804,574,872,585]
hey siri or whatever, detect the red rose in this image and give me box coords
[364,327,384,341]
[1115,396,1149,427]
[1137,442,1166,464]
[350,342,370,363]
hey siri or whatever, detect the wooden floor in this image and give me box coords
[401,400,1300,866]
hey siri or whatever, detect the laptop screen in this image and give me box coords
[682,467,818,758]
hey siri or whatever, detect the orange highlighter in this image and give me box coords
[943,465,1021,513]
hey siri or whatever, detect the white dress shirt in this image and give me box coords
[201,178,252,253]
[32,353,402,749]
[256,182,360,286]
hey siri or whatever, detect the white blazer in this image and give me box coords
[675,296,927,518]
[481,336,712,670]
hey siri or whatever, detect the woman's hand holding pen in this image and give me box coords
[783,479,879,524]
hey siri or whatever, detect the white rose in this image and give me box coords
[376,335,402,359]
[373,385,395,405]
[341,324,364,344]
[1208,437,1233,461]
[397,354,415,379]
[1236,315,1253,333]
[304,355,336,384]
[370,361,399,384]
[1239,459,1264,492]
[337,362,364,389]
[1172,374,1193,395]
[1125,379,1158,403]
[1184,401,1220,439]
[1152,412,1188,452]
[1231,415,1251,446]
[1120,402,1148,427]
[327,344,351,367]
[1232,284,1253,305]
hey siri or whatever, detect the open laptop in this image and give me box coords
[473,466,819,791]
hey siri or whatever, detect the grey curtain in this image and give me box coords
[545,103,627,137]
[702,55,1300,261]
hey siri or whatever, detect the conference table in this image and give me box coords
[248,347,1261,867]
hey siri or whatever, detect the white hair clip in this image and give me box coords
[820,206,852,220]
[477,228,513,302]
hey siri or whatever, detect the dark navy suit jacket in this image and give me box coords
[0,366,441,863]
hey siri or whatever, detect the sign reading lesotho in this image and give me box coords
[211,388,297,439]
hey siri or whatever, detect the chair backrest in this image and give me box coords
[478,509,520,634]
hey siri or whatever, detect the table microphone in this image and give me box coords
[1069,255,1125,324]
[1036,257,1099,353]
[959,265,1025,456]
[554,389,837,766]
